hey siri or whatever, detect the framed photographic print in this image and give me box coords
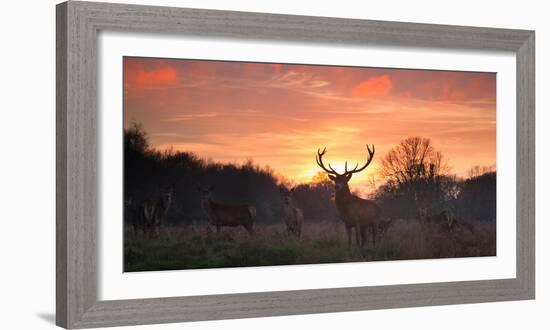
[56,1,535,328]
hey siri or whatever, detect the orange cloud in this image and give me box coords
[136,67,177,86]
[352,75,392,98]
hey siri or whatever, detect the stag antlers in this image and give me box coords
[316,145,375,177]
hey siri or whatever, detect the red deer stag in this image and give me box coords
[279,187,304,238]
[316,145,382,248]
[198,186,256,236]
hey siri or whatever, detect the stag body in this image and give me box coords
[279,187,304,238]
[199,186,256,236]
[334,183,381,246]
[316,145,382,247]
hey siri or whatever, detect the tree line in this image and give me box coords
[124,124,495,226]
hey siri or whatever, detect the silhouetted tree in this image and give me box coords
[376,137,451,218]
[380,136,448,186]
[125,122,150,154]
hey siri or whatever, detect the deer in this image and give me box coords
[418,208,453,227]
[279,186,304,238]
[417,208,476,234]
[148,188,173,237]
[316,145,382,248]
[127,188,173,238]
[198,186,256,236]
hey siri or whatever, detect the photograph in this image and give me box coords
[123,56,497,272]
[2,0,544,328]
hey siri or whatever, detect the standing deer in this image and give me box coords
[198,186,256,236]
[128,188,173,238]
[316,145,381,248]
[149,188,173,237]
[279,187,304,238]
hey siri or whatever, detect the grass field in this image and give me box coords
[123,219,496,272]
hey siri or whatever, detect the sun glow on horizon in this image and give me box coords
[125,57,496,185]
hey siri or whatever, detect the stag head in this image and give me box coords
[315,145,375,192]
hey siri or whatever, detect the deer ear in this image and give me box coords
[328,174,337,181]
[345,173,353,182]
[289,187,296,193]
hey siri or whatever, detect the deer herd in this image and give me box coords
[126,144,467,248]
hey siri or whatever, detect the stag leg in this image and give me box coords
[345,226,352,247]
[244,224,255,237]
[359,226,368,248]
[205,224,213,236]
[291,223,299,238]
[354,224,361,247]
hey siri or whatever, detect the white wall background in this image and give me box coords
[0,0,547,329]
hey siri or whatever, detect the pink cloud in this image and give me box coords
[352,75,393,98]
[136,67,177,86]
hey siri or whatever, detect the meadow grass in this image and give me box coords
[124,220,496,272]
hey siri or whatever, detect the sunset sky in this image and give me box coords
[123,56,496,190]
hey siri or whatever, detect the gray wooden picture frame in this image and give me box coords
[56,1,535,328]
